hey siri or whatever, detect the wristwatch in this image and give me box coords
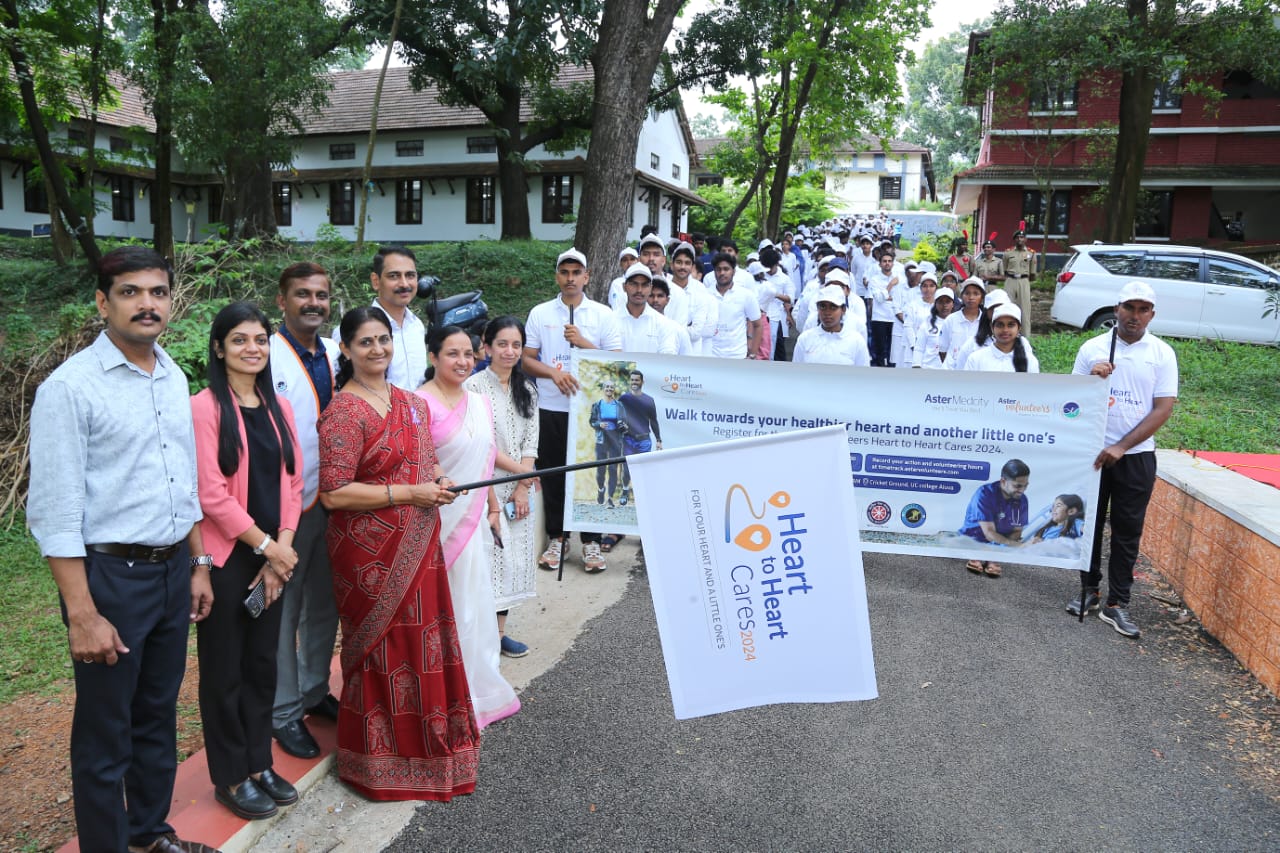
[253,534,273,555]
[190,554,213,569]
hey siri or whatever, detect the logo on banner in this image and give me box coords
[866,501,892,525]
[724,484,791,551]
[900,504,926,528]
[660,372,705,396]
[1062,401,1081,418]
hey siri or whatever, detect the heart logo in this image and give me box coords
[769,491,790,508]
[734,524,771,552]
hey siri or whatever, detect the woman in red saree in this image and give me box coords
[318,307,478,801]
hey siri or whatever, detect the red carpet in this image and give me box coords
[1190,451,1280,489]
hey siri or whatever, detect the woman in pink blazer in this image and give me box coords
[191,301,304,821]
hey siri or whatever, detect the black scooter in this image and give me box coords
[416,274,489,337]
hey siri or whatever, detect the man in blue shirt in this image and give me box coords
[28,246,218,853]
[959,459,1031,578]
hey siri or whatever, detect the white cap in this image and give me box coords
[903,259,918,270]
[918,261,937,276]
[638,233,666,253]
[984,288,1011,308]
[758,238,775,251]
[617,246,639,261]
[935,286,956,301]
[959,276,986,294]
[747,261,766,277]
[623,262,652,282]
[920,271,938,285]
[746,251,760,263]
[824,268,851,288]
[1117,280,1157,306]
[815,284,847,306]
[557,248,588,268]
[671,240,697,260]
[992,303,1022,324]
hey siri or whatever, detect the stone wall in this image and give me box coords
[1140,451,1280,696]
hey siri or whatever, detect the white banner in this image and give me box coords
[626,426,877,719]
[565,353,1108,571]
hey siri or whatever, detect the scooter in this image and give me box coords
[416,274,489,337]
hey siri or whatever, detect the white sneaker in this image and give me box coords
[538,539,563,571]
[582,541,607,574]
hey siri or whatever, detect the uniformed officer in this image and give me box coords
[972,239,1005,290]
[1003,229,1037,334]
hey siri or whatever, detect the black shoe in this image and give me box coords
[619,489,630,506]
[1066,590,1101,617]
[253,768,298,805]
[215,778,277,820]
[1100,604,1141,638]
[305,693,340,722]
[597,486,605,505]
[272,719,320,759]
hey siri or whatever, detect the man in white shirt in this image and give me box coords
[866,250,902,366]
[1067,281,1178,639]
[669,241,716,355]
[793,284,871,366]
[523,249,623,574]
[647,277,694,355]
[358,246,427,389]
[614,263,678,355]
[708,252,762,359]
[636,233,687,327]
[607,246,640,311]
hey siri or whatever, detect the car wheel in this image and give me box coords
[1088,309,1117,331]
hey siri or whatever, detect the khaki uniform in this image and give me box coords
[1003,245,1037,333]
[972,254,1005,288]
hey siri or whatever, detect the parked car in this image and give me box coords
[1051,244,1280,344]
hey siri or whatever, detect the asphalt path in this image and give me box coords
[386,551,1280,852]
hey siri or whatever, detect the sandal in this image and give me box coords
[984,562,1003,577]
[966,560,986,574]
[600,534,623,553]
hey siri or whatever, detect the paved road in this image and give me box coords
[385,550,1279,851]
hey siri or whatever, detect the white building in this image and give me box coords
[0,66,704,243]
[802,139,935,215]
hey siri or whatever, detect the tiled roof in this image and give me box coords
[76,71,156,132]
[954,163,1280,182]
[297,65,595,135]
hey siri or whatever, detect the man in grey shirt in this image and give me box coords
[28,246,217,853]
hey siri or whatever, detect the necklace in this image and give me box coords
[354,376,392,411]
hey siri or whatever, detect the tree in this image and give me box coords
[575,0,683,303]
[367,0,599,241]
[355,0,403,251]
[902,18,988,191]
[977,0,1280,244]
[689,112,721,139]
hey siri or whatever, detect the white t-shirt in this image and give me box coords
[614,303,678,355]
[1073,330,1179,453]
[525,295,622,413]
[866,268,902,323]
[938,310,983,368]
[963,340,1041,374]
[709,283,762,359]
[793,324,871,366]
[950,328,1037,371]
[671,278,717,355]
[912,314,948,368]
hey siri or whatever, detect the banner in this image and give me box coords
[626,426,877,719]
[565,353,1109,571]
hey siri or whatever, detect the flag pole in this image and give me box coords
[447,455,629,493]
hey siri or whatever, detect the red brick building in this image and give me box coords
[953,32,1280,252]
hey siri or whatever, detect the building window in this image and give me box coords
[466,177,495,224]
[395,139,424,157]
[66,128,88,149]
[542,175,574,223]
[879,176,902,201]
[23,165,48,213]
[1030,79,1079,112]
[208,185,223,223]
[110,136,131,154]
[110,175,135,222]
[1022,189,1071,235]
[672,163,681,180]
[329,143,355,160]
[670,198,681,237]
[650,153,660,169]
[1223,69,1280,100]
[1153,70,1182,109]
[330,180,355,225]
[395,179,423,224]
[273,183,292,226]
[467,136,497,154]
[1134,191,1173,238]
[646,190,660,228]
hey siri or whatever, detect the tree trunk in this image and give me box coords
[1097,0,1163,244]
[495,98,533,241]
[356,0,404,251]
[43,172,74,264]
[224,154,277,239]
[724,166,767,237]
[576,0,683,303]
[150,0,179,258]
[0,0,101,267]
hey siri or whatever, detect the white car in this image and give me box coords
[1051,244,1280,344]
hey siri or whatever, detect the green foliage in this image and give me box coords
[911,230,961,264]
[902,19,988,190]
[0,512,68,704]
[688,180,832,245]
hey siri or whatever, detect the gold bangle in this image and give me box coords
[386,484,394,506]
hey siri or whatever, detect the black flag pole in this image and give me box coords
[448,455,628,493]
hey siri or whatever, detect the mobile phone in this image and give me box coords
[504,501,517,521]
[243,579,267,619]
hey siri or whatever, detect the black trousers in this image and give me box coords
[870,320,895,367]
[537,408,600,543]
[66,546,190,852]
[1085,451,1157,607]
[197,543,285,786]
